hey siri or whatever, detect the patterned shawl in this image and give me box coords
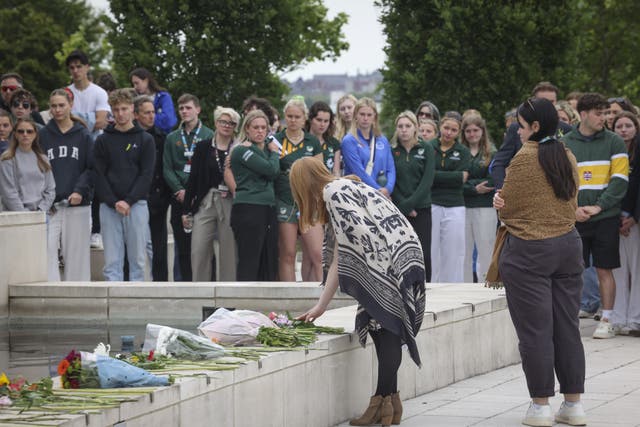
[323,179,426,366]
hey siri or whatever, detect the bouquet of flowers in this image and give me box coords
[0,372,53,409]
[142,324,227,360]
[57,350,170,389]
[268,311,345,334]
[197,308,276,345]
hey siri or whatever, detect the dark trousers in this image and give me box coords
[370,328,402,396]
[408,208,432,282]
[231,203,277,281]
[170,198,192,281]
[149,198,170,281]
[91,195,100,234]
[499,229,586,397]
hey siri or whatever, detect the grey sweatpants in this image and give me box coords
[499,229,586,397]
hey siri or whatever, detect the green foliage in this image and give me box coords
[377,0,575,142]
[108,0,348,119]
[0,0,110,104]
[378,0,640,143]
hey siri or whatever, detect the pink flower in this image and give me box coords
[0,396,12,406]
[268,312,277,320]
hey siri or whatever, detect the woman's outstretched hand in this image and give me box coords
[296,303,326,323]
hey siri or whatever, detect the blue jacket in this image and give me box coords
[342,130,395,193]
[154,91,178,134]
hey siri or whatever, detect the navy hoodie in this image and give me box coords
[39,120,94,205]
[94,123,155,207]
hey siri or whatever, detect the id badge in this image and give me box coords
[183,163,191,174]
[184,150,193,158]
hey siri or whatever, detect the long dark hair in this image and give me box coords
[612,110,639,163]
[517,98,576,201]
[129,68,166,93]
[1,118,51,172]
[306,101,335,141]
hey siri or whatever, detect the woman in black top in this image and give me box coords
[183,106,240,281]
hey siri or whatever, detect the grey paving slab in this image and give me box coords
[336,323,640,427]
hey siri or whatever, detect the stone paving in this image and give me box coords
[337,319,640,427]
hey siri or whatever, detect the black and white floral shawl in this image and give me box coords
[323,179,426,367]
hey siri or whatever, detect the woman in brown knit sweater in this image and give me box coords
[493,98,587,427]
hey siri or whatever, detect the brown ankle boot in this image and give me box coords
[350,395,383,426]
[391,392,402,424]
[380,395,394,427]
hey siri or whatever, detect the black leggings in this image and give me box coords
[370,328,402,396]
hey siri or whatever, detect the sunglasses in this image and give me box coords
[12,101,31,109]
[1,85,19,93]
[16,128,35,135]
[217,119,237,128]
[608,97,627,105]
[418,111,433,118]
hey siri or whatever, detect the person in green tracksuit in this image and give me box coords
[229,110,281,281]
[431,114,471,283]
[391,111,435,281]
[274,98,323,283]
[461,114,497,283]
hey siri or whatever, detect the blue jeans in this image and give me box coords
[580,265,600,313]
[100,201,149,281]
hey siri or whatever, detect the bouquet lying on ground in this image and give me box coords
[197,308,276,345]
[57,350,170,389]
[143,324,226,360]
[0,372,53,409]
[255,312,346,347]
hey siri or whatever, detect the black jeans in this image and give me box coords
[499,230,585,397]
[370,328,402,396]
[408,208,432,282]
[230,203,277,281]
[170,198,192,281]
[149,197,170,281]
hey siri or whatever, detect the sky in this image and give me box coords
[87,0,386,81]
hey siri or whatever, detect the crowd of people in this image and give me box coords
[3,49,640,426]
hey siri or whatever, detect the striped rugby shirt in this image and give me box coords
[563,127,628,222]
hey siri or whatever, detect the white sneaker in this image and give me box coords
[593,320,615,339]
[90,233,103,249]
[578,310,595,319]
[522,402,552,426]
[555,401,587,426]
[613,324,631,336]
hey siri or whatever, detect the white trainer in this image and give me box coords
[522,402,552,427]
[593,320,615,339]
[555,401,587,426]
[90,233,103,249]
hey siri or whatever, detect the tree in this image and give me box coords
[108,0,349,117]
[0,0,110,103]
[377,0,577,141]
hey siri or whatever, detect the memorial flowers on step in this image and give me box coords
[57,350,170,389]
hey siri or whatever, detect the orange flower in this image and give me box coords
[57,359,70,376]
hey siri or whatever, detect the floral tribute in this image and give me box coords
[0,371,53,409]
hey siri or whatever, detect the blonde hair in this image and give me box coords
[213,106,240,131]
[290,156,360,232]
[391,110,419,148]
[108,88,135,107]
[238,109,269,142]
[283,97,308,120]
[349,97,381,139]
[334,94,357,141]
[555,100,579,125]
[460,114,494,165]
[49,88,88,129]
[1,118,51,172]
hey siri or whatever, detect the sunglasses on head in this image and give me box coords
[12,101,31,109]
[1,85,19,93]
[16,128,35,135]
[608,97,627,105]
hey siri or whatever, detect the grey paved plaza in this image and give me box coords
[339,320,640,427]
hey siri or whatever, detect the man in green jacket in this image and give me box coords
[163,93,214,281]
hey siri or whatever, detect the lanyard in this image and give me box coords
[212,137,232,173]
[181,121,202,153]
